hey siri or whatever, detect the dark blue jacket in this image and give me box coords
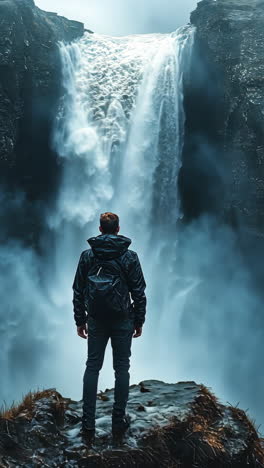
[72,233,147,328]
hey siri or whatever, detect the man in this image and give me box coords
[72,212,147,441]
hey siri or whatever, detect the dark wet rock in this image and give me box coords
[181,0,264,233]
[0,0,84,245]
[0,380,263,467]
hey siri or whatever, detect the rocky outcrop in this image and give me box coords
[181,0,264,233]
[0,380,263,467]
[0,0,84,243]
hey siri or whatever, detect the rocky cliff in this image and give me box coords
[0,380,263,467]
[0,0,84,243]
[181,0,264,234]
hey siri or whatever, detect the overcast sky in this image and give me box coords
[35,0,198,35]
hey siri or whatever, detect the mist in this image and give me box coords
[35,0,198,35]
[2,207,264,428]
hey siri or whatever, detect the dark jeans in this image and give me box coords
[82,316,134,430]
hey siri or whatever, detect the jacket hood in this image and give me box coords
[87,233,132,260]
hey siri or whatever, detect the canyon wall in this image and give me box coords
[0,0,84,243]
[181,0,264,235]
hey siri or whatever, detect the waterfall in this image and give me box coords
[44,27,195,398]
[1,25,263,428]
[52,29,194,232]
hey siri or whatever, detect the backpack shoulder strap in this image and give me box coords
[87,252,103,275]
[113,255,128,284]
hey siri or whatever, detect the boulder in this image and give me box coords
[0,380,263,467]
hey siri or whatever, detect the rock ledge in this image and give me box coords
[0,380,263,467]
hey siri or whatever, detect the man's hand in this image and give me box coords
[77,323,88,339]
[133,326,142,338]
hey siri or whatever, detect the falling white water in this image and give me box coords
[46,28,196,399]
[52,29,194,232]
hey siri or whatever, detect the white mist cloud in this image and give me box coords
[35,0,198,35]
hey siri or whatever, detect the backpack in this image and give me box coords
[85,256,130,320]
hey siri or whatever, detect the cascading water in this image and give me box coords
[44,27,196,398]
[52,29,194,232]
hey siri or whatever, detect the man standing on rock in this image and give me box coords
[72,212,147,441]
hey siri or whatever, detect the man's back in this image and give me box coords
[72,213,146,441]
[73,233,147,330]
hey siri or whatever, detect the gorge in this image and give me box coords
[1,0,264,461]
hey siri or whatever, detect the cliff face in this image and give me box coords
[0,380,263,467]
[0,0,84,243]
[2,0,263,240]
[181,0,264,233]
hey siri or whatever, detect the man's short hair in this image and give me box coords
[100,212,119,234]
